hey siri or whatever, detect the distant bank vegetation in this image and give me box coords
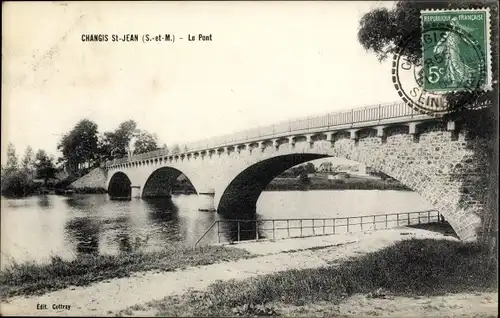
[265,162,410,191]
[265,175,411,191]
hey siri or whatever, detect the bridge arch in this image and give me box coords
[141,166,198,198]
[108,171,132,198]
[213,125,483,241]
[217,153,329,217]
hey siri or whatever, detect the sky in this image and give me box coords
[2,1,398,163]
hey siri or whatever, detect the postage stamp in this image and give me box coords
[392,8,492,116]
[421,8,492,93]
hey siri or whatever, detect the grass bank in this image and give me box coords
[265,176,411,191]
[71,186,107,194]
[147,239,497,317]
[0,245,252,300]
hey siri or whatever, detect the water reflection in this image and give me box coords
[219,215,265,243]
[1,190,434,267]
[117,232,132,253]
[143,197,179,221]
[65,217,100,256]
[37,195,51,209]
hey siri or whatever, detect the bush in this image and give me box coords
[0,170,39,197]
[73,187,107,194]
[299,172,311,185]
[54,175,78,189]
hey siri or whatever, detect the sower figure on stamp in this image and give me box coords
[433,17,477,88]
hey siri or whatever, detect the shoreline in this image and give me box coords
[262,187,412,192]
[1,228,496,317]
[0,245,252,301]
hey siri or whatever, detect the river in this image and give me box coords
[0,190,433,268]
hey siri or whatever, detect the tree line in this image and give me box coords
[1,144,57,197]
[57,119,163,173]
[1,118,168,197]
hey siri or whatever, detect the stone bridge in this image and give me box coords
[103,101,491,241]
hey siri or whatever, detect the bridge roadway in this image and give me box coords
[103,101,491,241]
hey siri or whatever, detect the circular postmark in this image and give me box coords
[392,23,486,116]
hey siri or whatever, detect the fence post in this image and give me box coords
[217,222,220,243]
[373,215,376,230]
[361,216,363,231]
[256,221,259,240]
[273,220,275,240]
[312,219,315,235]
[408,212,411,225]
[300,220,303,237]
[347,218,350,233]
[333,218,336,234]
[428,210,431,223]
[287,220,290,238]
[237,221,241,242]
[418,213,421,224]
[385,214,388,228]
[397,214,399,226]
[323,219,326,235]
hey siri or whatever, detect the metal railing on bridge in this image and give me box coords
[106,101,415,167]
[106,100,490,168]
[194,209,441,249]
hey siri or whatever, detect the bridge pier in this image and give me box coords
[130,185,141,198]
[198,194,215,211]
[198,189,215,212]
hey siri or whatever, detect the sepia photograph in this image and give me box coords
[1,1,498,317]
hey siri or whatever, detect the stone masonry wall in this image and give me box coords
[212,120,489,241]
[327,121,488,241]
[71,168,108,189]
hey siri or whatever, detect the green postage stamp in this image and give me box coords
[421,8,492,92]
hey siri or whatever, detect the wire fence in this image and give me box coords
[194,209,441,248]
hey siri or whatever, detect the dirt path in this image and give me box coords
[274,292,498,317]
[0,228,468,316]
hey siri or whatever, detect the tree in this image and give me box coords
[98,120,138,160]
[133,130,158,154]
[4,143,18,172]
[289,165,306,177]
[58,119,99,172]
[1,143,35,197]
[35,149,56,186]
[161,144,169,155]
[171,144,181,154]
[113,120,138,157]
[358,0,498,257]
[304,163,316,174]
[21,146,35,179]
[299,172,311,185]
[96,132,113,162]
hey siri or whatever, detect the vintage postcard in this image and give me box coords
[1,1,498,317]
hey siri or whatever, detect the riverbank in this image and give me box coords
[135,234,498,317]
[1,228,496,316]
[265,176,411,191]
[0,245,251,300]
